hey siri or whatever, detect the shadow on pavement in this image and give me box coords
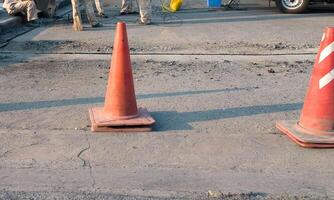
[0,87,257,112]
[152,102,302,131]
[0,86,302,132]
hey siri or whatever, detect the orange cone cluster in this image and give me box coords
[276,27,334,148]
[88,22,155,132]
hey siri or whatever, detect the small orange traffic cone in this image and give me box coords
[276,27,334,148]
[88,22,155,132]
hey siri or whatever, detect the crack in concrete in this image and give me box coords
[0,150,9,159]
[77,146,90,167]
[20,142,40,148]
[77,134,96,189]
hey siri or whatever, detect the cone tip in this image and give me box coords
[117,21,126,28]
[321,27,334,43]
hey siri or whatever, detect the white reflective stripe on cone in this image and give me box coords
[319,68,334,89]
[319,41,334,64]
[321,33,325,42]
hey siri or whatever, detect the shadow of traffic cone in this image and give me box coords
[88,22,155,132]
[276,27,334,148]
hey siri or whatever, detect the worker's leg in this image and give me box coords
[95,0,105,16]
[137,0,151,24]
[83,0,102,27]
[12,0,38,21]
[120,0,133,13]
[71,0,83,31]
[47,0,57,17]
[26,0,38,21]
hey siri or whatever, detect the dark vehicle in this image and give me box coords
[275,0,333,13]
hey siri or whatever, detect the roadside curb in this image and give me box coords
[0,16,22,33]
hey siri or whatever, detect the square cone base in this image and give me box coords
[276,120,334,148]
[89,107,155,132]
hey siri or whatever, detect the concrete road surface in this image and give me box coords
[1,0,334,199]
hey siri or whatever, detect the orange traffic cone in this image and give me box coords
[276,27,334,148]
[88,22,155,132]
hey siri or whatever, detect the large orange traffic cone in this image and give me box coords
[88,22,155,132]
[276,27,334,148]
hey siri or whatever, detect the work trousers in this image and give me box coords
[121,0,151,23]
[94,0,104,15]
[5,0,38,21]
[71,0,98,25]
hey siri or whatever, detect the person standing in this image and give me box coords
[71,0,103,31]
[94,0,106,17]
[120,0,152,25]
[2,0,39,23]
[120,0,134,15]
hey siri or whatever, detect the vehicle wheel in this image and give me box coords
[275,0,309,13]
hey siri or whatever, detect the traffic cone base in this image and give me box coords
[276,120,334,148]
[89,107,155,132]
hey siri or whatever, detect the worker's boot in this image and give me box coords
[92,22,103,28]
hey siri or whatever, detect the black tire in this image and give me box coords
[275,0,309,13]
